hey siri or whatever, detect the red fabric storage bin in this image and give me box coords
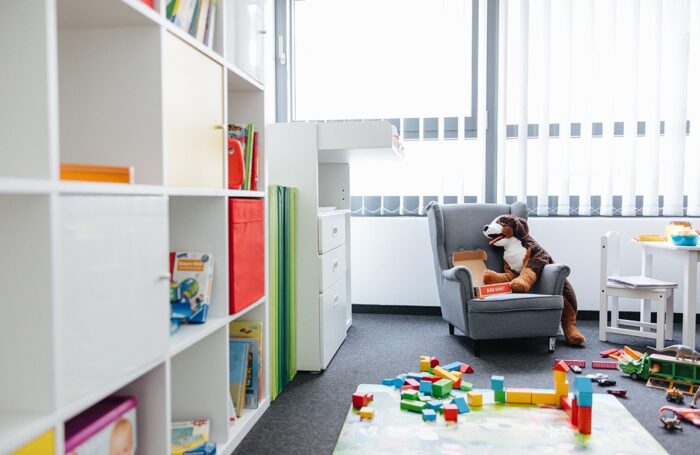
[229,198,265,314]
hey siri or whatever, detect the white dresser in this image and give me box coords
[267,120,402,371]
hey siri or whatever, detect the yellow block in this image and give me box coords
[452,371,463,381]
[420,356,431,372]
[433,366,458,383]
[531,389,559,406]
[506,388,532,404]
[359,407,374,419]
[555,380,569,396]
[553,370,567,384]
[467,391,483,407]
[12,430,54,455]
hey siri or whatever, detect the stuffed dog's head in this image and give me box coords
[482,215,529,247]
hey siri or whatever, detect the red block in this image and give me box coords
[425,375,441,383]
[366,393,374,402]
[229,199,265,314]
[452,378,462,389]
[578,406,592,434]
[571,397,579,427]
[459,363,474,374]
[591,360,618,370]
[553,360,570,372]
[599,348,618,358]
[430,357,440,367]
[444,404,458,421]
[400,385,413,391]
[560,396,573,419]
[555,359,586,368]
[405,379,420,390]
[352,392,368,408]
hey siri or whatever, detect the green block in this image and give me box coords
[428,367,434,374]
[432,379,452,398]
[419,395,433,402]
[460,381,473,392]
[494,390,506,403]
[401,399,427,413]
[401,389,420,401]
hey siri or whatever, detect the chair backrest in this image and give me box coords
[600,231,620,287]
[427,202,529,278]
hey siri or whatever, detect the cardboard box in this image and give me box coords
[452,250,512,298]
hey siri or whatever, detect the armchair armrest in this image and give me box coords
[531,263,570,296]
[442,266,475,301]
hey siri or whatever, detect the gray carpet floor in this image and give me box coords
[235,314,700,454]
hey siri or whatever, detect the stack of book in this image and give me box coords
[227,123,259,191]
[229,322,263,417]
[166,0,218,48]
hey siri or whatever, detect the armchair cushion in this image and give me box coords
[467,294,564,340]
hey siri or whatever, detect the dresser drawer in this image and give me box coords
[318,212,346,254]
[320,277,348,368]
[319,245,347,292]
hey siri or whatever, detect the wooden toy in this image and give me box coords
[459,364,474,374]
[401,399,427,413]
[427,400,443,411]
[443,404,458,421]
[570,397,579,426]
[401,390,420,401]
[577,406,592,434]
[460,382,473,392]
[490,375,505,391]
[433,366,458,383]
[494,390,506,403]
[555,380,569,399]
[451,396,470,414]
[555,359,585,368]
[553,360,570,372]
[432,379,452,398]
[599,348,622,358]
[419,395,433,402]
[400,385,413,391]
[422,409,437,421]
[591,360,618,369]
[430,356,440,367]
[531,390,558,405]
[443,361,462,372]
[467,391,483,407]
[407,373,423,382]
[419,380,432,394]
[359,407,374,419]
[366,393,374,402]
[405,378,420,389]
[560,396,573,419]
[381,378,395,386]
[424,374,441,383]
[452,378,462,390]
[607,389,628,398]
[506,388,532,404]
[420,355,431,372]
[353,392,369,408]
[391,377,404,388]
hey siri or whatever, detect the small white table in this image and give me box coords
[635,241,699,347]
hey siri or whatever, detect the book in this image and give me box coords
[229,341,250,417]
[230,321,264,402]
[204,1,217,48]
[231,338,259,408]
[65,396,137,454]
[227,133,245,189]
[60,163,134,184]
[172,420,216,455]
[244,123,255,190]
[476,283,513,298]
[170,252,214,324]
[607,276,678,289]
[175,0,198,31]
[189,0,202,37]
[166,0,181,21]
[251,131,259,191]
[195,0,211,41]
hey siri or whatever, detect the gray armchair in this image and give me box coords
[427,202,567,356]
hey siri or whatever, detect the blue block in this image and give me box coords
[451,396,470,414]
[427,400,443,410]
[408,372,424,382]
[574,377,593,394]
[392,377,404,388]
[491,375,505,391]
[422,409,437,421]
[577,391,593,407]
[420,380,433,394]
[443,361,462,372]
[381,378,395,386]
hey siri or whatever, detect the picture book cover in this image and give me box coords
[170,252,214,324]
[231,338,259,409]
[65,396,137,455]
[172,420,216,455]
[230,321,264,401]
[229,341,250,417]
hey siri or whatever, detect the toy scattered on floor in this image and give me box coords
[599,348,623,358]
[352,392,373,408]
[359,407,374,419]
[570,365,582,374]
[594,378,616,387]
[443,404,458,422]
[422,409,437,421]
[659,406,700,428]
[659,408,684,432]
[591,360,618,370]
[555,359,586,368]
[586,373,609,381]
[666,388,685,405]
[607,389,627,398]
[617,346,700,395]
[647,344,700,363]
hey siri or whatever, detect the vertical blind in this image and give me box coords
[500,0,700,216]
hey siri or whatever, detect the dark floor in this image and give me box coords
[235,314,700,454]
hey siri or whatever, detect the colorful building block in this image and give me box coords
[381,378,395,386]
[432,378,453,398]
[422,408,437,421]
[407,373,423,382]
[391,377,404,388]
[491,375,505,391]
[560,396,573,419]
[430,356,440,367]
[553,360,570,372]
[359,407,374,419]
[555,380,569,398]
[405,378,420,390]
[352,392,369,408]
[555,359,586,368]
[451,396,470,413]
[452,377,462,389]
[401,389,420,401]
[577,406,592,434]
[401,399,427,413]
[433,366,458,383]
[494,390,506,403]
[366,393,374,402]
[459,363,474,374]
[467,391,483,407]
[442,361,462,371]
[443,404,458,421]
[419,380,433,394]
[571,397,579,426]
[427,399,443,410]
[573,377,593,407]
[420,355,431,372]
[419,395,433,402]
[400,385,413,391]
[577,392,593,407]
[591,360,618,369]
[553,370,567,385]
[460,381,473,392]
[424,374,441,383]
[531,389,559,406]
[506,388,532,404]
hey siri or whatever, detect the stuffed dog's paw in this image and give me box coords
[510,280,528,293]
[483,269,510,284]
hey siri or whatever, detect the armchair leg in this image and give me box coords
[548,337,556,353]
[473,339,481,357]
[448,323,455,336]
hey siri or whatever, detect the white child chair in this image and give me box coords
[599,231,676,349]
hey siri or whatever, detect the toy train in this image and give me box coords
[617,347,700,396]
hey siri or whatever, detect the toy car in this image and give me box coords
[666,388,685,405]
[607,389,627,398]
[586,373,609,381]
[594,378,617,387]
[659,409,683,432]
[570,365,582,374]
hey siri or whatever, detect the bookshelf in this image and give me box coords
[0,0,273,453]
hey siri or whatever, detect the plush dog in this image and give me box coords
[482,215,585,346]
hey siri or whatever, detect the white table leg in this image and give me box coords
[641,250,653,332]
[681,251,698,347]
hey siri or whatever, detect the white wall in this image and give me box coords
[351,216,700,313]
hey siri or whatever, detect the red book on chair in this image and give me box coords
[229,198,265,314]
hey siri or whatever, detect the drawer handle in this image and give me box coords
[333,260,339,271]
[333,294,340,307]
[332,226,339,235]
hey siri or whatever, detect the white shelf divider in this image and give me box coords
[0,412,57,455]
[169,317,230,357]
[229,297,266,322]
[222,397,271,453]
